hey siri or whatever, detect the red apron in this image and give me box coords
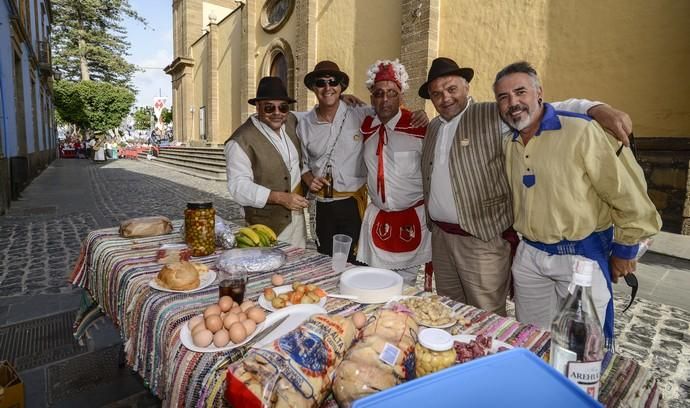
[371,201,423,253]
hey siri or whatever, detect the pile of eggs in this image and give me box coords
[188,296,266,348]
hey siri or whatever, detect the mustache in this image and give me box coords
[508,104,529,115]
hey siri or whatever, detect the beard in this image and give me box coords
[504,103,534,131]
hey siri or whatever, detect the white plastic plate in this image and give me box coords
[251,304,328,349]
[257,284,327,312]
[180,314,265,353]
[149,270,217,293]
[339,266,403,304]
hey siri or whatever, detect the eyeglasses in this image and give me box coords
[314,78,339,88]
[262,103,290,114]
[371,89,400,99]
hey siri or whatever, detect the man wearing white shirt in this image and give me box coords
[357,60,431,285]
[224,77,309,248]
[419,57,634,316]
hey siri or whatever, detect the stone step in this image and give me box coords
[158,150,226,162]
[138,155,227,181]
[154,151,226,168]
[160,146,224,155]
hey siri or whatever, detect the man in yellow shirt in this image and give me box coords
[494,61,661,348]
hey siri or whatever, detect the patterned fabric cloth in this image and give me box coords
[70,221,662,408]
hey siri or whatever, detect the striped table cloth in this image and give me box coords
[70,222,662,407]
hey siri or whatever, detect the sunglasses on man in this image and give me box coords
[262,103,290,114]
[314,78,340,88]
[371,89,400,99]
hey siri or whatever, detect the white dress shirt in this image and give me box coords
[297,101,371,201]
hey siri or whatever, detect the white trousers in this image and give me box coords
[276,211,307,249]
[512,241,610,330]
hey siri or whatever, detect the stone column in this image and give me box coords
[207,14,220,145]
[683,159,690,235]
[294,0,316,111]
[400,0,440,112]
[241,2,257,123]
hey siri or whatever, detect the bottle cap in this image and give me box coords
[187,201,213,209]
[418,328,453,351]
[572,259,594,287]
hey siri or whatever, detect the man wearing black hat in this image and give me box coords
[419,57,634,316]
[224,76,309,248]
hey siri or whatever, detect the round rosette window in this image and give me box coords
[261,0,295,33]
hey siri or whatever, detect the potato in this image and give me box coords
[271,297,286,309]
[263,287,276,301]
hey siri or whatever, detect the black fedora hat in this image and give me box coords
[418,57,474,99]
[248,76,297,105]
[304,60,350,92]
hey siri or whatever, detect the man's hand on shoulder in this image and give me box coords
[588,104,632,147]
[341,94,366,107]
[410,110,429,128]
[268,191,309,211]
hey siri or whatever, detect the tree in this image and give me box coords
[133,107,153,131]
[51,0,147,87]
[54,80,135,133]
[161,107,173,125]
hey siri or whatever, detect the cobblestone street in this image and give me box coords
[1,158,688,406]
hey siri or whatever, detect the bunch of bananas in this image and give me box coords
[235,224,277,248]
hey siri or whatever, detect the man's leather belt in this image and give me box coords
[432,219,472,236]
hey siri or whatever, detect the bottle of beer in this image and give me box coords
[324,164,334,199]
[550,258,604,399]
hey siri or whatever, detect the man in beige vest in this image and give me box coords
[224,77,308,248]
[420,57,634,316]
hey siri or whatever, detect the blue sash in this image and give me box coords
[523,227,615,349]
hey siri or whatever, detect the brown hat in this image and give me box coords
[248,76,296,105]
[418,57,474,99]
[304,60,350,91]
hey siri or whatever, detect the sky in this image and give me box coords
[124,0,173,108]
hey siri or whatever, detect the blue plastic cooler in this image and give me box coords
[352,348,602,407]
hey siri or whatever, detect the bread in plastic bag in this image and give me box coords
[226,314,356,408]
[332,308,418,407]
[119,216,173,238]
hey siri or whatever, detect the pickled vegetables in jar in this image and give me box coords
[184,202,215,256]
[415,328,456,377]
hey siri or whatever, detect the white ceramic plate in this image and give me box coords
[451,334,513,354]
[251,304,328,349]
[180,314,266,353]
[339,266,403,304]
[257,284,327,312]
[386,295,457,328]
[149,270,217,293]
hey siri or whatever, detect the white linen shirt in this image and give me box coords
[297,101,371,201]
[224,115,301,208]
[363,109,424,211]
[427,98,601,225]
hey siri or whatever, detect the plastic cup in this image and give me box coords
[332,234,352,272]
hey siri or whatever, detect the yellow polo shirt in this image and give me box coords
[504,104,661,254]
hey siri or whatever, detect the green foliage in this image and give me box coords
[51,0,147,87]
[54,80,135,132]
[161,107,173,125]
[133,107,153,131]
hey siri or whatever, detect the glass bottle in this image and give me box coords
[323,164,334,199]
[550,258,604,400]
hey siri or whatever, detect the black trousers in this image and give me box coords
[315,197,361,263]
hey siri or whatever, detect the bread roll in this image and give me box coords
[155,261,205,290]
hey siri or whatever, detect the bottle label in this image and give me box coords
[551,344,577,375]
[567,360,602,399]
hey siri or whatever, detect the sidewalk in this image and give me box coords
[1,158,688,406]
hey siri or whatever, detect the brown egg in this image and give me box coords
[203,304,222,318]
[192,329,213,347]
[238,312,248,322]
[187,315,205,330]
[228,322,247,344]
[246,307,266,324]
[213,329,230,348]
[192,321,208,335]
[205,315,224,333]
[230,306,242,314]
[218,296,233,312]
[241,319,257,335]
[271,274,285,286]
[240,300,255,312]
[352,312,367,329]
[223,313,240,329]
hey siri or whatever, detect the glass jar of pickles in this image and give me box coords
[184,202,215,256]
[415,328,456,377]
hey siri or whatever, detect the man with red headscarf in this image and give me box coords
[356,60,431,285]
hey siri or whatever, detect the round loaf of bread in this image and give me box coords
[156,261,201,290]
